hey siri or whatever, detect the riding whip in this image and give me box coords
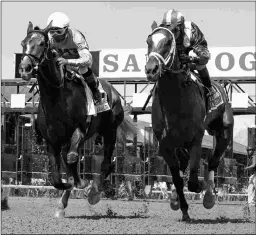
[142,83,156,111]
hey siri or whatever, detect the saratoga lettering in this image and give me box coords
[215,52,256,71]
[103,54,142,72]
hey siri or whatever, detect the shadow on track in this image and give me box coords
[186,217,253,224]
[66,215,150,220]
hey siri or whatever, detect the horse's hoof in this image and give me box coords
[67,177,75,187]
[54,209,65,218]
[203,187,216,209]
[188,181,202,193]
[67,152,78,164]
[76,179,89,189]
[170,190,180,211]
[182,214,191,222]
[200,180,208,191]
[88,188,101,205]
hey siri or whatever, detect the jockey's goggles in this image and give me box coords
[49,27,67,37]
[171,25,182,34]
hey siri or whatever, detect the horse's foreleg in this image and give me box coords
[67,127,84,164]
[54,190,72,218]
[88,129,116,205]
[160,142,190,221]
[204,126,233,209]
[187,141,204,193]
[101,129,117,178]
[48,145,73,190]
[204,104,233,209]
[170,166,190,221]
[62,145,88,190]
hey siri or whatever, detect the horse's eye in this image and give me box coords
[39,42,45,46]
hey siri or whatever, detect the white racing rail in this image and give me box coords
[2,185,248,201]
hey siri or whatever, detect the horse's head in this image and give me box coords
[145,21,177,82]
[19,21,52,81]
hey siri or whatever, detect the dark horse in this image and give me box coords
[145,22,234,221]
[19,21,137,218]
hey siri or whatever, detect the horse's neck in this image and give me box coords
[45,52,61,80]
[157,49,185,95]
[172,48,182,71]
[158,72,181,96]
[37,55,63,105]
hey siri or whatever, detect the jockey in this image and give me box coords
[46,12,101,104]
[160,9,214,101]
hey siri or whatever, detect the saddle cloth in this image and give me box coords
[85,80,111,116]
[190,72,224,111]
[64,68,110,116]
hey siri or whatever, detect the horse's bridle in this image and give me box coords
[21,30,50,73]
[148,27,176,70]
[21,30,64,88]
[147,27,188,75]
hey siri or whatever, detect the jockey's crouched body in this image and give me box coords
[47,12,101,104]
[161,9,214,102]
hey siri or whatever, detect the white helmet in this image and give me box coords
[47,12,70,28]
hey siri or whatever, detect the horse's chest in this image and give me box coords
[152,87,202,143]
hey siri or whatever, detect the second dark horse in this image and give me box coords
[145,22,234,221]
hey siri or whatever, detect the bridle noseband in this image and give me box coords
[148,27,176,70]
[20,30,64,88]
[147,27,188,75]
[21,30,50,72]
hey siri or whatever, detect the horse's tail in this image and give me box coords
[116,106,137,143]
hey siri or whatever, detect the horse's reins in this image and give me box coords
[21,30,50,72]
[148,27,189,75]
[146,27,192,165]
[148,27,176,74]
[142,27,183,111]
[21,30,64,88]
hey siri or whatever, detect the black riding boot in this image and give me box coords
[83,69,102,104]
[198,67,214,109]
[198,67,212,91]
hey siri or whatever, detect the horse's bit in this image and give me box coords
[147,27,190,76]
[20,30,50,73]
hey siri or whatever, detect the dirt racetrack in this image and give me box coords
[1,197,255,234]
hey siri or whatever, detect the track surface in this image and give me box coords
[2,197,255,234]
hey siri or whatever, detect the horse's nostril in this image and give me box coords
[25,65,32,73]
[145,68,151,75]
[152,65,159,75]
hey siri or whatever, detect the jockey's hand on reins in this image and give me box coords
[180,54,191,64]
[57,57,68,66]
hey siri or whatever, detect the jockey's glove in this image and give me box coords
[180,54,200,64]
[187,63,197,70]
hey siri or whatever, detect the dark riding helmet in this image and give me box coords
[161,9,185,31]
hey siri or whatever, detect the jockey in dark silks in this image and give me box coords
[47,12,101,104]
[160,9,214,101]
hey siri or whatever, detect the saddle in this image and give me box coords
[189,71,224,112]
[60,65,111,115]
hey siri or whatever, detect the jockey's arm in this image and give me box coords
[189,22,210,69]
[66,29,93,69]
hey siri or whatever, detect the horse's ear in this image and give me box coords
[27,21,33,34]
[43,20,53,33]
[151,21,158,31]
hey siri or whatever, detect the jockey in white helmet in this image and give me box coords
[161,9,214,104]
[46,12,101,103]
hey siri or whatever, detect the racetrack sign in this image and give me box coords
[99,47,255,80]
